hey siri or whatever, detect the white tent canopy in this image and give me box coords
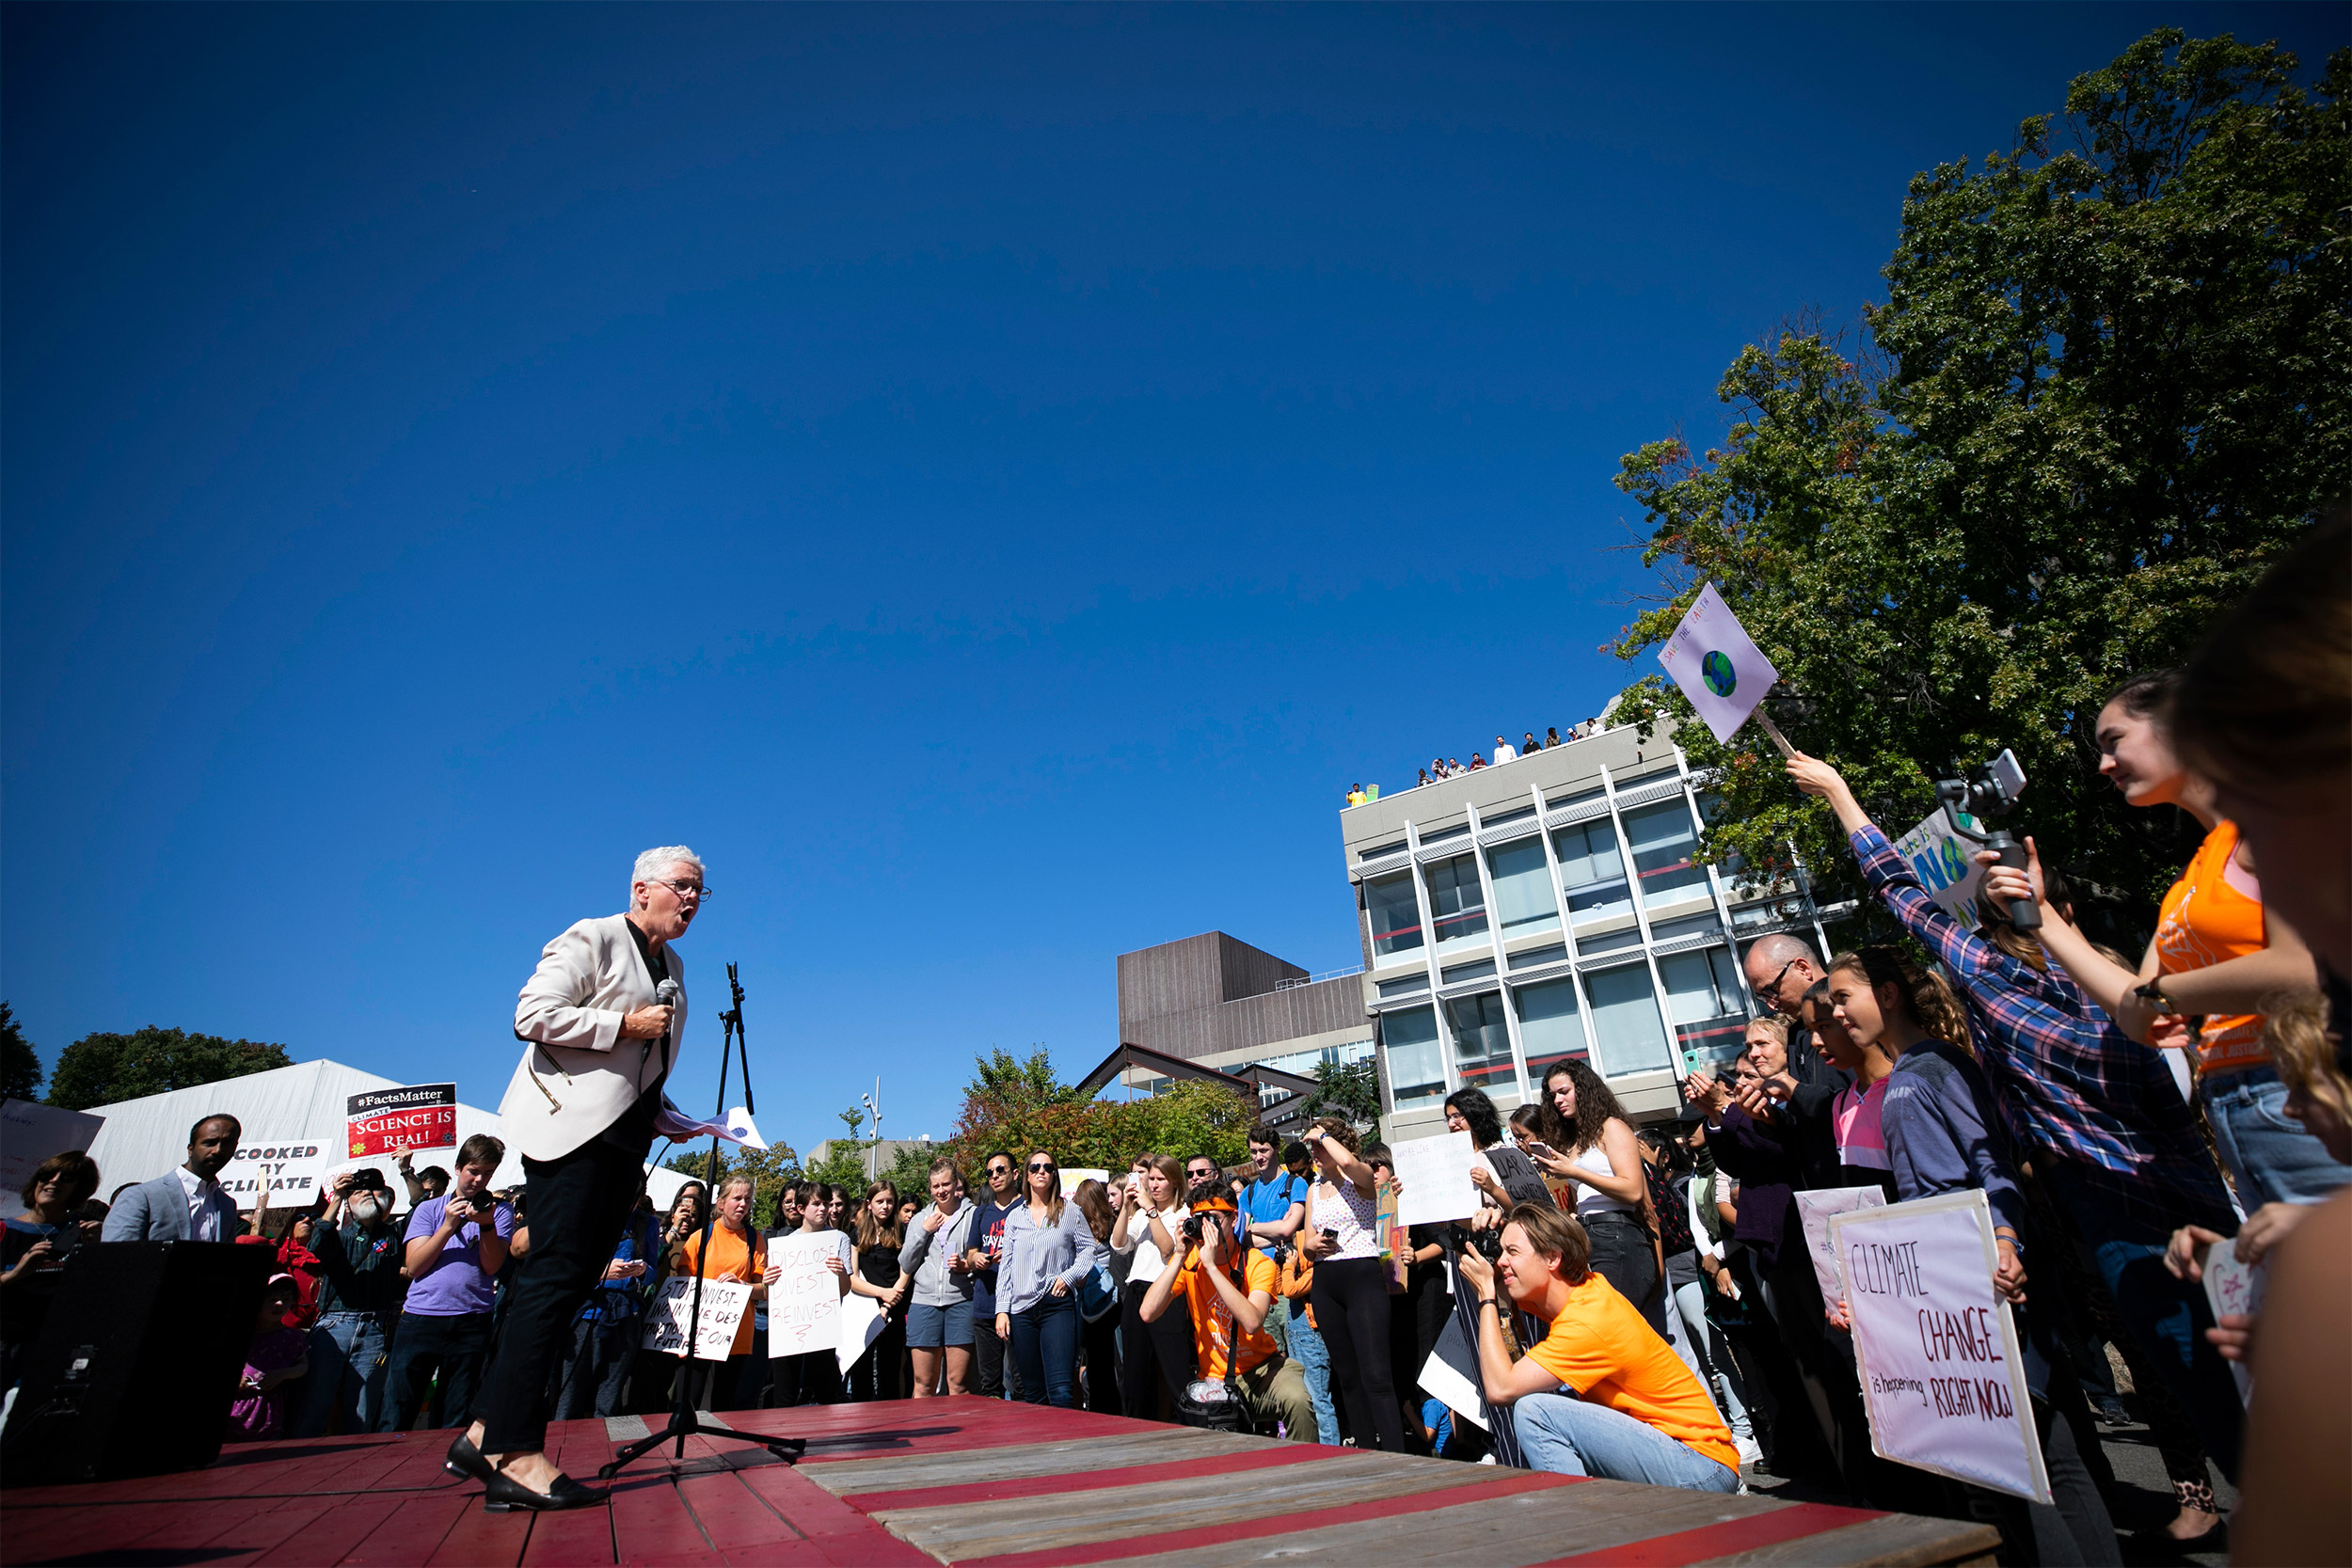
[74,1059,696,1215]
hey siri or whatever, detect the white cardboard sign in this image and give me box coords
[1831,1190,2050,1503]
[1657,581,1781,745]
[1389,1132,1478,1227]
[221,1137,330,1208]
[641,1275,753,1362]
[1890,807,1988,924]
[834,1293,888,1376]
[1795,1186,1886,1308]
[2201,1244,2268,1406]
[769,1231,846,1358]
[0,1101,103,1197]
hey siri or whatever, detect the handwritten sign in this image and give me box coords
[769,1231,846,1358]
[2201,1244,2268,1405]
[1831,1190,2049,1503]
[345,1084,456,1159]
[641,1275,752,1361]
[221,1137,329,1207]
[1891,807,1988,924]
[1389,1132,1478,1227]
[1795,1186,1885,1307]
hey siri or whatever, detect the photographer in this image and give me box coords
[378,1134,513,1433]
[1137,1189,1315,1440]
[291,1166,406,1436]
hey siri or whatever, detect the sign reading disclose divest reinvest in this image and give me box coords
[1831,1190,2050,1503]
[345,1084,457,1160]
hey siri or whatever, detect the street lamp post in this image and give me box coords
[861,1086,881,1181]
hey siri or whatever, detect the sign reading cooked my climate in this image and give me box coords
[1831,1190,2049,1503]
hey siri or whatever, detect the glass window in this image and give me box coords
[1420,823,1471,847]
[1424,853,1490,950]
[1585,963,1672,1077]
[1548,785,1607,813]
[1366,873,1423,961]
[1359,840,1408,863]
[1515,976,1587,1081]
[1444,992,1517,1095]
[1552,819,1630,919]
[1509,942,1568,970]
[1659,948,1750,1078]
[1382,1006,1445,1112]
[1649,911,1724,943]
[1441,958,1497,984]
[1375,974,1430,999]
[1486,838,1561,936]
[1575,926,1643,957]
[1484,805,1537,828]
[1624,799,1711,910]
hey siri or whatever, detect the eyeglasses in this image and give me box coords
[1187,1167,1215,1180]
[987,1164,1011,1177]
[652,879,709,901]
[1028,1162,1057,1173]
[1759,958,1801,999]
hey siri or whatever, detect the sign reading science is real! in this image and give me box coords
[1831,1190,2050,1504]
[346,1084,458,1160]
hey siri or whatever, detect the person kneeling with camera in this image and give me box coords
[1137,1189,1317,1441]
[1457,1203,1739,1493]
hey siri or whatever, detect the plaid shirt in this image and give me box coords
[1852,825,2234,1236]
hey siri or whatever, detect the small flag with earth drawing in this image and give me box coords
[1657,582,1780,745]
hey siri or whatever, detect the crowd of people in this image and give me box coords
[1344,718,1611,805]
[0,524,2342,1562]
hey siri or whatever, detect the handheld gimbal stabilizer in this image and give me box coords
[1934,748,2039,932]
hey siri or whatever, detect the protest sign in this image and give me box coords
[1657,582,1781,746]
[345,1084,457,1159]
[2201,1243,2268,1405]
[1060,1168,1110,1193]
[0,1101,103,1196]
[1832,1190,2049,1503]
[1891,806,1989,924]
[834,1293,887,1376]
[641,1275,753,1361]
[1389,1131,1478,1227]
[1795,1186,1886,1307]
[769,1231,846,1358]
[220,1137,329,1208]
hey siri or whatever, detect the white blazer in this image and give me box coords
[499,914,685,1163]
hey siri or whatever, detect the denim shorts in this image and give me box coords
[906,1300,975,1348]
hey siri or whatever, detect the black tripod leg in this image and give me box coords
[697,1423,806,1459]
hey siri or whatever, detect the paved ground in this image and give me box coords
[1742,1413,2236,1567]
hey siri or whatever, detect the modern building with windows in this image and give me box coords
[1342,721,1836,1139]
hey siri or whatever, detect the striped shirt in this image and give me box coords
[1851,824,2234,1237]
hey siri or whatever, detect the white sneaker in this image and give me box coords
[1736,1435,1764,1468]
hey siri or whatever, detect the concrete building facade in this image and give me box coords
[1110,931,1375,1098]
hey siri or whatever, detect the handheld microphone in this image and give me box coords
[656,977,681,1010]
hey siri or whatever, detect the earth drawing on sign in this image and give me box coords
[1700,649,1738,698]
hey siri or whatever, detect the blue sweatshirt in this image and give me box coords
[1879,1039,2028,1244]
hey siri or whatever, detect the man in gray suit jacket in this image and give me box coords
[101,1115,245,1243]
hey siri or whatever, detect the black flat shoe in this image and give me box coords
[483,1471,611,1513]
[444,1433,496,1483]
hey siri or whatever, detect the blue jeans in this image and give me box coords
[1009,1294,1080,1408]
[291,1311,391,1438]
[2041,1158,2242,1480]
[550,1314,640,1420]
[1287,1309,1339,1444]
[1671,1279,1753,1445]
[1514,1391,1740,1491]
[2204,1069,2351,1208]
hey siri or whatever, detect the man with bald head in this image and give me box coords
[1740,934,1845,1093]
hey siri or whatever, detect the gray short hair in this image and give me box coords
[631,845,705,895]
[1744,931,1818,974]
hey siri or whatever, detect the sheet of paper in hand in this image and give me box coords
[1390,1132,1479,1227]
[1795,1186,1886,1307]
[834,1293,887,1376]
[1831,1190,2049,1503]
[641,1275,753,1361]
[2201,1243,2269,1405]
[770,1231,845,1358]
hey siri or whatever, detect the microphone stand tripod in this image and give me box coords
[601,962,805,1480]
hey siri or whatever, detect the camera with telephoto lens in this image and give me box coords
[1935,747,2039,931]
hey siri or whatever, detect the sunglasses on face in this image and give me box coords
[988,1165,1011,1177]
[1028,1162,1056,1173]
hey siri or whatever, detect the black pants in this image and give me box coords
[1119,1279,1194,1421]
[847,1316,906,1402]
[1582,1209,1668,1337]
[773,1350,843,1407]
[379,1310,493,1432]
[1311,1257,1406,1452]
[476,1133,647,1453]
[1079,1304,1122,1416]
[974,1311,1021,1400]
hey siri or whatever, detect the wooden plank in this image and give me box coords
[520,1421,619,1566]
[424,1494,535,1567]
[807,1429,1263,1497]
[723,1459,936,1566]
[885,1452,1539,1562]
[1677,1512,2003,1568]
[336,1492,478,1565]
[844,1441,1332,1513]
[611,1471,724,1567]
[1077,1476,1781,1568]
[957,1471,1565,1568]
[1534,1501,1888,1567]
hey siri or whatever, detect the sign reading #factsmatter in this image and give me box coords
[345,1084,458,1159]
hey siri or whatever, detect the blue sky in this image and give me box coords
[5,4,2334,1161]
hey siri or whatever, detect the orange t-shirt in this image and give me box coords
[1167,1247,1280,1380]
[1523,1272,1739,1472]
[680,1223,769,1356]
[2156,819,2269,1075]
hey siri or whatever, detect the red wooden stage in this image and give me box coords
[0,1397,1996,1567]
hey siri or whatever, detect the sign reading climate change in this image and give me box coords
[345,1084,458,1159]
[1657,582,1780,745]
[1830,1190,2050,1503]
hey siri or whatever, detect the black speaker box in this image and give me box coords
[1,1241,274,1484]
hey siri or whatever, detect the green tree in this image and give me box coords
[1,1004,41,1103]
[45,1025,294,1111]
[946,1052,1252,1178]
[1298,1057,1381,1134]
[1610,30,2348,926]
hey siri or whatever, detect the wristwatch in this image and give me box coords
[1476,1297,1500,1312]
[2133,978,2182,1015]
